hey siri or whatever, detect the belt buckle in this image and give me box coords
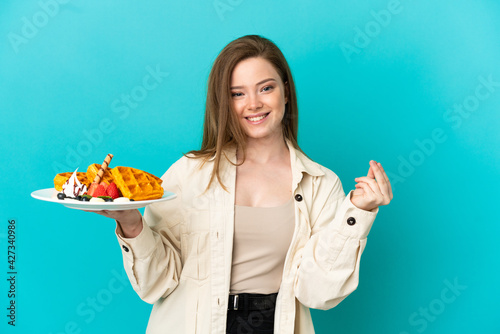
[233,294,239,311]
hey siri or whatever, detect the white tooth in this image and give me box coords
[248,114,266,121]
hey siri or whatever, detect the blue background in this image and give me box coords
[1,0,499,333]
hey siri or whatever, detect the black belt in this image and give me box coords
[227,292,278,311]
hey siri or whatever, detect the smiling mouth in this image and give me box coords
[246,112,270,122]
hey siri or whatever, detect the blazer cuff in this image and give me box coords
[337,190,378,239]
[115,216,157,261]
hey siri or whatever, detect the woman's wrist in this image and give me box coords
[116,210,143,238]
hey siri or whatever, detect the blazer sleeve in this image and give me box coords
[294,172,378,310]
[114,160,184,304]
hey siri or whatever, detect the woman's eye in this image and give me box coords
[231,92,243,97]
[262,85,274,92]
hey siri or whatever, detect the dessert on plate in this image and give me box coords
[54,154,164,203]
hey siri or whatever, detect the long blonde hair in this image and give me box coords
[186,35,300,191]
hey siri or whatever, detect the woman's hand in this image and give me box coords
[84,209,143,238]
[351,160,393,211]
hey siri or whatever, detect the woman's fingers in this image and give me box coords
[371,161,392,202]
[370,161,389,198]
[355,176,383,200]
[353,161,394,210]
[352,185,365,196]
[83,209,120,220]
[376,162,393,200]
[355,181,375,198]
[357,161,392,204]
[367,164,375,179]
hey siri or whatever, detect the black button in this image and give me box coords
[347,217,356,226]
[122,245,129,252]
[294,194,303,202]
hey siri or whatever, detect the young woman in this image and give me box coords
[93,35,393,333]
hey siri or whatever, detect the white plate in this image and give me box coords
[31,188,177,211]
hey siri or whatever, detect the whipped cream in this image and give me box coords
[62,168,88,198]
[113,197,130,203]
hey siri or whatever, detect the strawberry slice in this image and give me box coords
[87,183,99,196]
[100,181,109,191]
[92,184,107,197]
[106,182,121,199]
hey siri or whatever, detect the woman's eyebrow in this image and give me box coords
[230,78,276,90]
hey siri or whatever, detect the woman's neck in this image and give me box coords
[239,134,289,164]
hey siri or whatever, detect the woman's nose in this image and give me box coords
[247,93,263,110]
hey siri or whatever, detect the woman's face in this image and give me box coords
[230,57,287,142]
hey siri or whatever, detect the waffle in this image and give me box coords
[53,172,90,191]
[110,166,164,201]
[86,164,115,185]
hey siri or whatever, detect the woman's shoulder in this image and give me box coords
[312,162,342,188]
[293,148,340,183]
[159,153,213,180]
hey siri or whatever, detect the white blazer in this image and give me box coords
[115,139,379,333]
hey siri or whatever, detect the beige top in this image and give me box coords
[229,197,295,294]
